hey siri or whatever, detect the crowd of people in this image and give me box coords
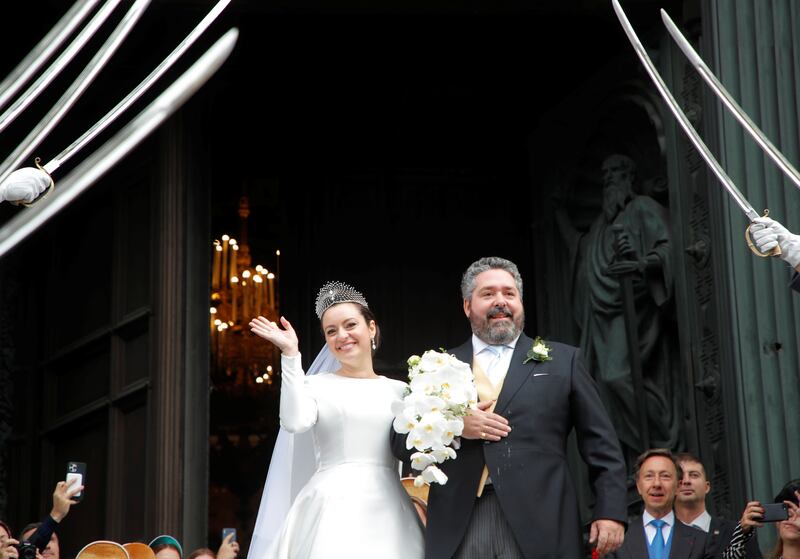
[0,482,239,559]
[607,449,800,559]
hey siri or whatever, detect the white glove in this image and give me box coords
[750,216,800,268]
[0,167,52,204]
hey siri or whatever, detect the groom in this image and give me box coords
[393,256,627,558]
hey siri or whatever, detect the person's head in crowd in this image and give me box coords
[122,542,156,559]
[20,524,54,559]
[0,521,19,559]
[674,452,711,512]
[0,522,11,548]
[148,536,182,559]
[767,479,800,559]
[186,549,214,559]
[634,448,681,519]
[774,479,800,507]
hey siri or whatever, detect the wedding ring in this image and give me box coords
[480,432,486,439]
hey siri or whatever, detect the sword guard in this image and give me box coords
[745,209,782,257]
[21,157,55,208]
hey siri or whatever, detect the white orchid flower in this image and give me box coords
[410,451,438,471]
[409,394,447,416]
[421,465,448,485]
[431,446,457,463]
[406,411,446,451]
[392,405,419,434]
[440,419,464,446]
[419,350,448,371]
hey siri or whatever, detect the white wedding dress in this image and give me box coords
[262,354,424,559]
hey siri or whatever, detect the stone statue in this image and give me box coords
[555,154,682,471]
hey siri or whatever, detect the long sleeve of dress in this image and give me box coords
[279,353,319,433]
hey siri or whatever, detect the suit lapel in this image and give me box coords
[451,340,473,369]
[494,334,536,415]
[629,521,649,559]
[669,522,697,559]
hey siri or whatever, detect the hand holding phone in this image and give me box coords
[759,502,789,522]
[221,528,236,543]
[218,529,238,559]
[65,462,87,502]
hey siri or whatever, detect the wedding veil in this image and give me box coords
[247,344,340,559]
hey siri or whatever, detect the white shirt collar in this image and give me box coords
[643,509,675,527]
[472,333,520,356]
[684,510,712,532]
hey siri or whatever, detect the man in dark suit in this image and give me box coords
[609,449,710,559]
[392,256,628,558]
[673,453,761,559]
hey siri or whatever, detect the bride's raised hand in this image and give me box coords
[249,316,299,357]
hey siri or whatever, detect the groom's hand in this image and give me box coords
[462,400,511,442]
[589,519,624,556]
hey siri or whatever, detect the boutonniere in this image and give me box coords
[523,336,552,364]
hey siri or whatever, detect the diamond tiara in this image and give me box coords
[315,281,369,319]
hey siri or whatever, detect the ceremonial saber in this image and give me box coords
[611,0,779,257]
[0,0,149,187]
[0,28,239,260]
[44,0,232,175]
[661,9,800,193]
[0,0,101,111]
[0,0,122,132]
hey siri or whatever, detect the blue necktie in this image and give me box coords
[648,519,666,559]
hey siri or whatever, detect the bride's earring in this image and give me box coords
[371,336,376,350]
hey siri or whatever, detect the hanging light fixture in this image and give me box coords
[210,195,280,388]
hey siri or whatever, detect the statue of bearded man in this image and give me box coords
[555,154,681,470]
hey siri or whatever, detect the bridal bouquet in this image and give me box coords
[392,349,477,487]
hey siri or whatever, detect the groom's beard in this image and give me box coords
[470,305,524,345]
[603,184,629,222]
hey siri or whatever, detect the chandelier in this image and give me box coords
[210,196,280,388]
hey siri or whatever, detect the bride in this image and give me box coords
[247,281,424,559]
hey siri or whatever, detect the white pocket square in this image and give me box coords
[533,373,550,377]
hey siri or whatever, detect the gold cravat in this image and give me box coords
[472,356,506,497]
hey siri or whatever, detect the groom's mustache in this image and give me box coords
[487,307,512,319]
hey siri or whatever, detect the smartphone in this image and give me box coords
[760,502,789,522]
[65,461,86,502]
[221,528,236,543]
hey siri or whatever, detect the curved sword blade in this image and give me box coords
[0,0,151,186]
[0,0,101,111]
[0,28,239,260]
[44,0,233,175]
[0,0,122,133]
[611,0,758,221]
[661,9,800,192]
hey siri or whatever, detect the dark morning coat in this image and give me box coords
[608,516,711,559]
[391,334,628,559]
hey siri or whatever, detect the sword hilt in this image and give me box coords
[19,157,55,208]
[745,209,782,257]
